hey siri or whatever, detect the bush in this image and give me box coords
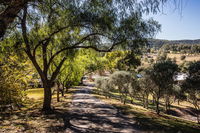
[95,77,110,96]
[0,56,28,107]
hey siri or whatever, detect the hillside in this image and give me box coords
[148,39,200,48]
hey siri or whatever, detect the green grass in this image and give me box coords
[26,88,44,100]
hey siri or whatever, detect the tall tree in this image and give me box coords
[182,61,200,123]
[150,60,178,114]
[1,0,161,112]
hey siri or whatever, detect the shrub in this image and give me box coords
[95,77,110,96]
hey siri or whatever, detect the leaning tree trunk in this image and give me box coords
[0,0,29,39]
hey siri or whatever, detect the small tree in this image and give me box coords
[150,60,178,114]
[128,76,140,104]
[95,77,111,98]
[139,71,156,108]
[95,77,105,94]
[109,71,133,104]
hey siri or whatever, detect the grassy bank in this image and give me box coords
[92,88,200,133]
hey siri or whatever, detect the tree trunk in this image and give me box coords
[156,97,160,115]
[42,85,52,111]
[57,83,60,102]
[152,95,156,105]
[165,95,169,112]
[61,83,65,97]
[142,94,145,108]
[145,94,149,109]
[177,99,180,105]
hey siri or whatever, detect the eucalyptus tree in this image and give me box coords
[139,71,157,109]
[1,0,162,111]
[182,61,200,123]
[150,60,178,114]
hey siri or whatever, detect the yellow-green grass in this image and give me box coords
[0,88,75,132]
[26,88,44,100]
[92,88,200,133]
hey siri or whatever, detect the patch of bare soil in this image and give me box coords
[167,107,200,122]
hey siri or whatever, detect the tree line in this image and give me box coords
[162,44,200,54]
[95,60,200,123]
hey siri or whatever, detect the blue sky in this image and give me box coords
[147,0,200,40]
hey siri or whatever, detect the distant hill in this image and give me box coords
[148,39,200,48]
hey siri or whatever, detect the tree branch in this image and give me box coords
[0,0,30,39]
[46,33,112,69]
[33,24,80,57]
[48,40,123,68]
[50,57,66,83]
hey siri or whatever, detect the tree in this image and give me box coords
[1,0,161,112]
[117,51,141,71]
[182,61,200,123]
[0,0,169,40]
[128,75,140,104]
[95,77,111,98]
[150,60,178,114]
[109,71,133,104]
[139,71,156,108]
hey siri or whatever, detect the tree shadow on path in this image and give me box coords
[45,86,200,133]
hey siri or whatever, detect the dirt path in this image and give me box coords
[65,85,141,133]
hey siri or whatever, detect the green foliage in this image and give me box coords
[95,77,111,97]
[151,60,178,90]
[162,44,200,54]
[182,61,200,123]
[0,55,30,105]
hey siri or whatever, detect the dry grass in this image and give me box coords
[92,88,200,133]
[0,88,75,133]
[167,53,200,64]
[142,53,200,67]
